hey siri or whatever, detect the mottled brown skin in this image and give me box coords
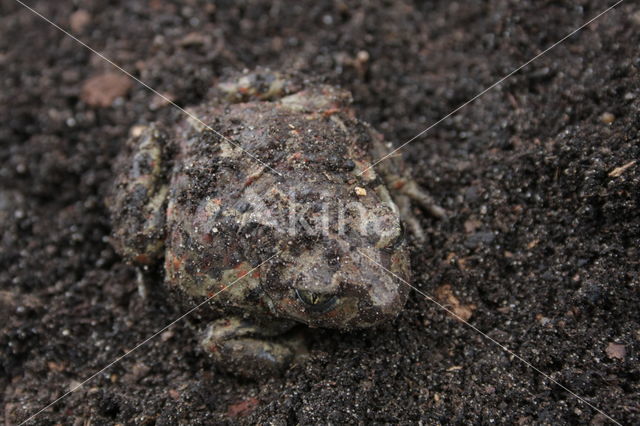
[109,70,444,377]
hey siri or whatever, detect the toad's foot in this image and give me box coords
[367,130,446,242]
[201,316,305,378]
[384,177,446,243]
[391,178,447,220]
[393,193,427,243]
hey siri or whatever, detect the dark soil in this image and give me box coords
[1,0,639,424]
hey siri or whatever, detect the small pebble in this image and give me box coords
[130,125,147,138]
[179,32,207,47]
[81,73,133,108]
[605,342,626,360]
[70,9,91,33]
[356,50,370,63]
[600,112,615,124]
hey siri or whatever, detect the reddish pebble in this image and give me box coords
[81,73,132,107]
[227,397,260,417]
[70,9,91,33]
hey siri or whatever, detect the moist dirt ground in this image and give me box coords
[1,1,639,424]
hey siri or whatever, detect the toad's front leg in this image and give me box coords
[201,316,306,378]
[366,129,447,242]
[108,124,171,265]
[388,176,447,220]
[108,124,172,298]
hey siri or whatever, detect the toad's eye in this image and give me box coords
[295,289,337,313]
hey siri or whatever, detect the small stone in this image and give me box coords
[161,330,174,342]
[600,112,615,124]
[81,73,133,107]
[179,32,208,47]
[354,186,367,196]
[70,9,91,33]
[130,125,147,138]
[463,218,481,233]
[356,50,370,63]
[47,361,65,372]
[605,342,626,360]
[123,362,151,383]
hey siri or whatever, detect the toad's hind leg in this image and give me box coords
[202,317,305,378]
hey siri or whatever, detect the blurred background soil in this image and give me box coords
[1,0,639,424]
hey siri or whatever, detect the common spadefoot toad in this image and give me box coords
[108,69,444,377]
